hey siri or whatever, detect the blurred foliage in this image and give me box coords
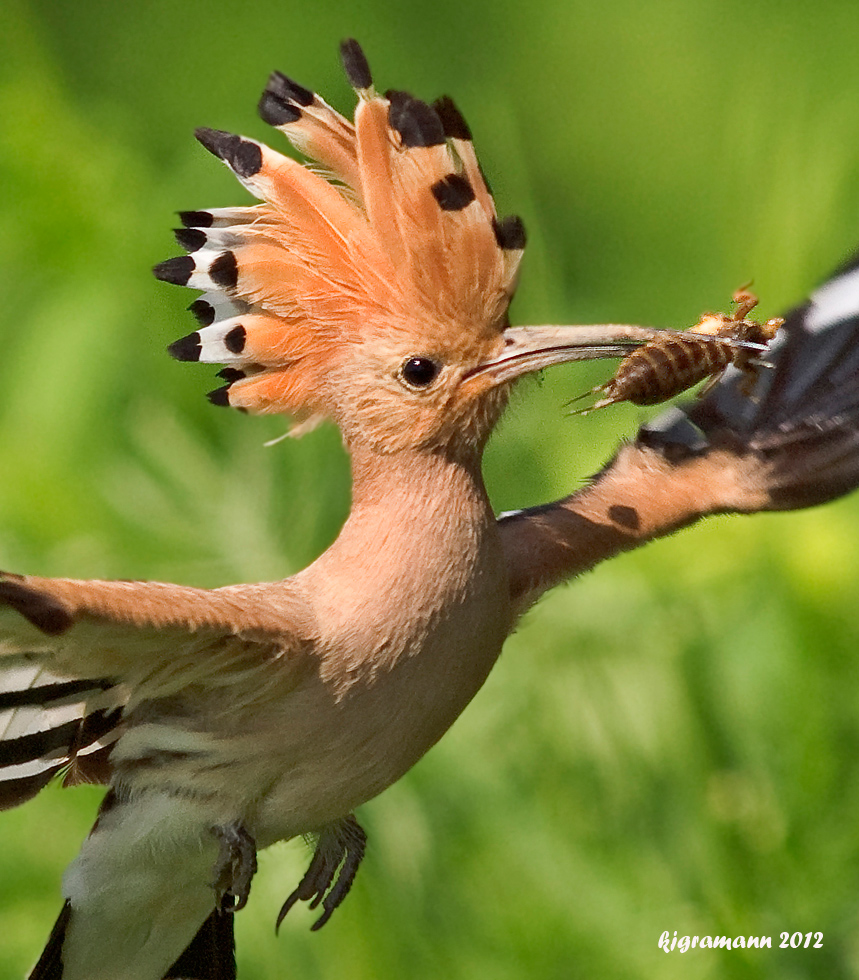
[2,0,859,977]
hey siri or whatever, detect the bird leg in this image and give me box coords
[211,823,258,912]
[276,814,367,932]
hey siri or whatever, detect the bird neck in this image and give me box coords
[287,438,512,714]
[328,443,497,579]
[348,442,489,517]
[300,440,505,654]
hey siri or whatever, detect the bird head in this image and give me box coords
[156,40,633,456]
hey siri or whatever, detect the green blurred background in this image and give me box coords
[3,0,859,976]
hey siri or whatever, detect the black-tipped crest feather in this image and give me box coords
[340,39,373,90]
[258,91,302,127]
[179,210,214,228]
[387,94,445,148]
[195,128,263,179]
[174,227,207,252]
[493,215,527,250]
[153,255,195,286]
[168,333,203,362]
[207,386,232,407]
[266,70,314,107]
[188,300,216,326]
[433,96,473,140]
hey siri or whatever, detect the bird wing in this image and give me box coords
[0,572,314,810]
[0,574,318,978]
[500,253,859,612]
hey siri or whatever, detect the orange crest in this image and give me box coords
[155,40,526,432]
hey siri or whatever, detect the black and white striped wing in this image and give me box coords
[0,655,124,808]
[0,572,307,818]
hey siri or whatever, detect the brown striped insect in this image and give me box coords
[573,288,783,413]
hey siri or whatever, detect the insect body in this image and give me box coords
[576,289,783,412]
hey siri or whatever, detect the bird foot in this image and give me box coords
[276,814,367,932]
[211,823,258,912]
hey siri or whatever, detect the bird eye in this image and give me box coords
[400,356,440,389]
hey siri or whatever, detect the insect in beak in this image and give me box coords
[468,322,768,387]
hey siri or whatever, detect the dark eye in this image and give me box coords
[400,356,440,388]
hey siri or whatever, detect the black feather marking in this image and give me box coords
[433,96,473,141]
[179,210,214,228]
[258,91,302,127]
[76,706,123,746]
[168,333,203,362]
[258,68,313,127]
[0,707,120,769]
[0,766,62,811]
[0,678,110,711]
[217,368,246,382]
[210,251,239,291]
[0,719,81,767]
[28,901,72,980]
[153,255,195,286]
[493,215,527,250]
[340,38,373,90]
[385,90,412,126]
[174,227,207,252]
[224,325,247,354]
[207,386,232,407]
[431,174,476,211]
[265,70,314,107]
[0,580,72,635]
[165,907,236,980]
[189,300,216,326]
[195,128,263,179]
[386,91,445,148]
[62,707,122,786]
[395,100,445,148]
[385,88,411,103]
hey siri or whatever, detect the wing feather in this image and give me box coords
[500,251,859,611]
[0,573,314,809]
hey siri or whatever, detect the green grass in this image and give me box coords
[3,0,859,976]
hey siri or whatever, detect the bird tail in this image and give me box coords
[27,902,235,980]
[638,251,859,511]
[163,909,236,980]
[27,902,70,980]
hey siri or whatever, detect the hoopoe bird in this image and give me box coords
[3,38,859,980]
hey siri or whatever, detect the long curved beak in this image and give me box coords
[467,324,672,385]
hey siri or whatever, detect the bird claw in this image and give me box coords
[276,814,367,932]
[211,823,258,912]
